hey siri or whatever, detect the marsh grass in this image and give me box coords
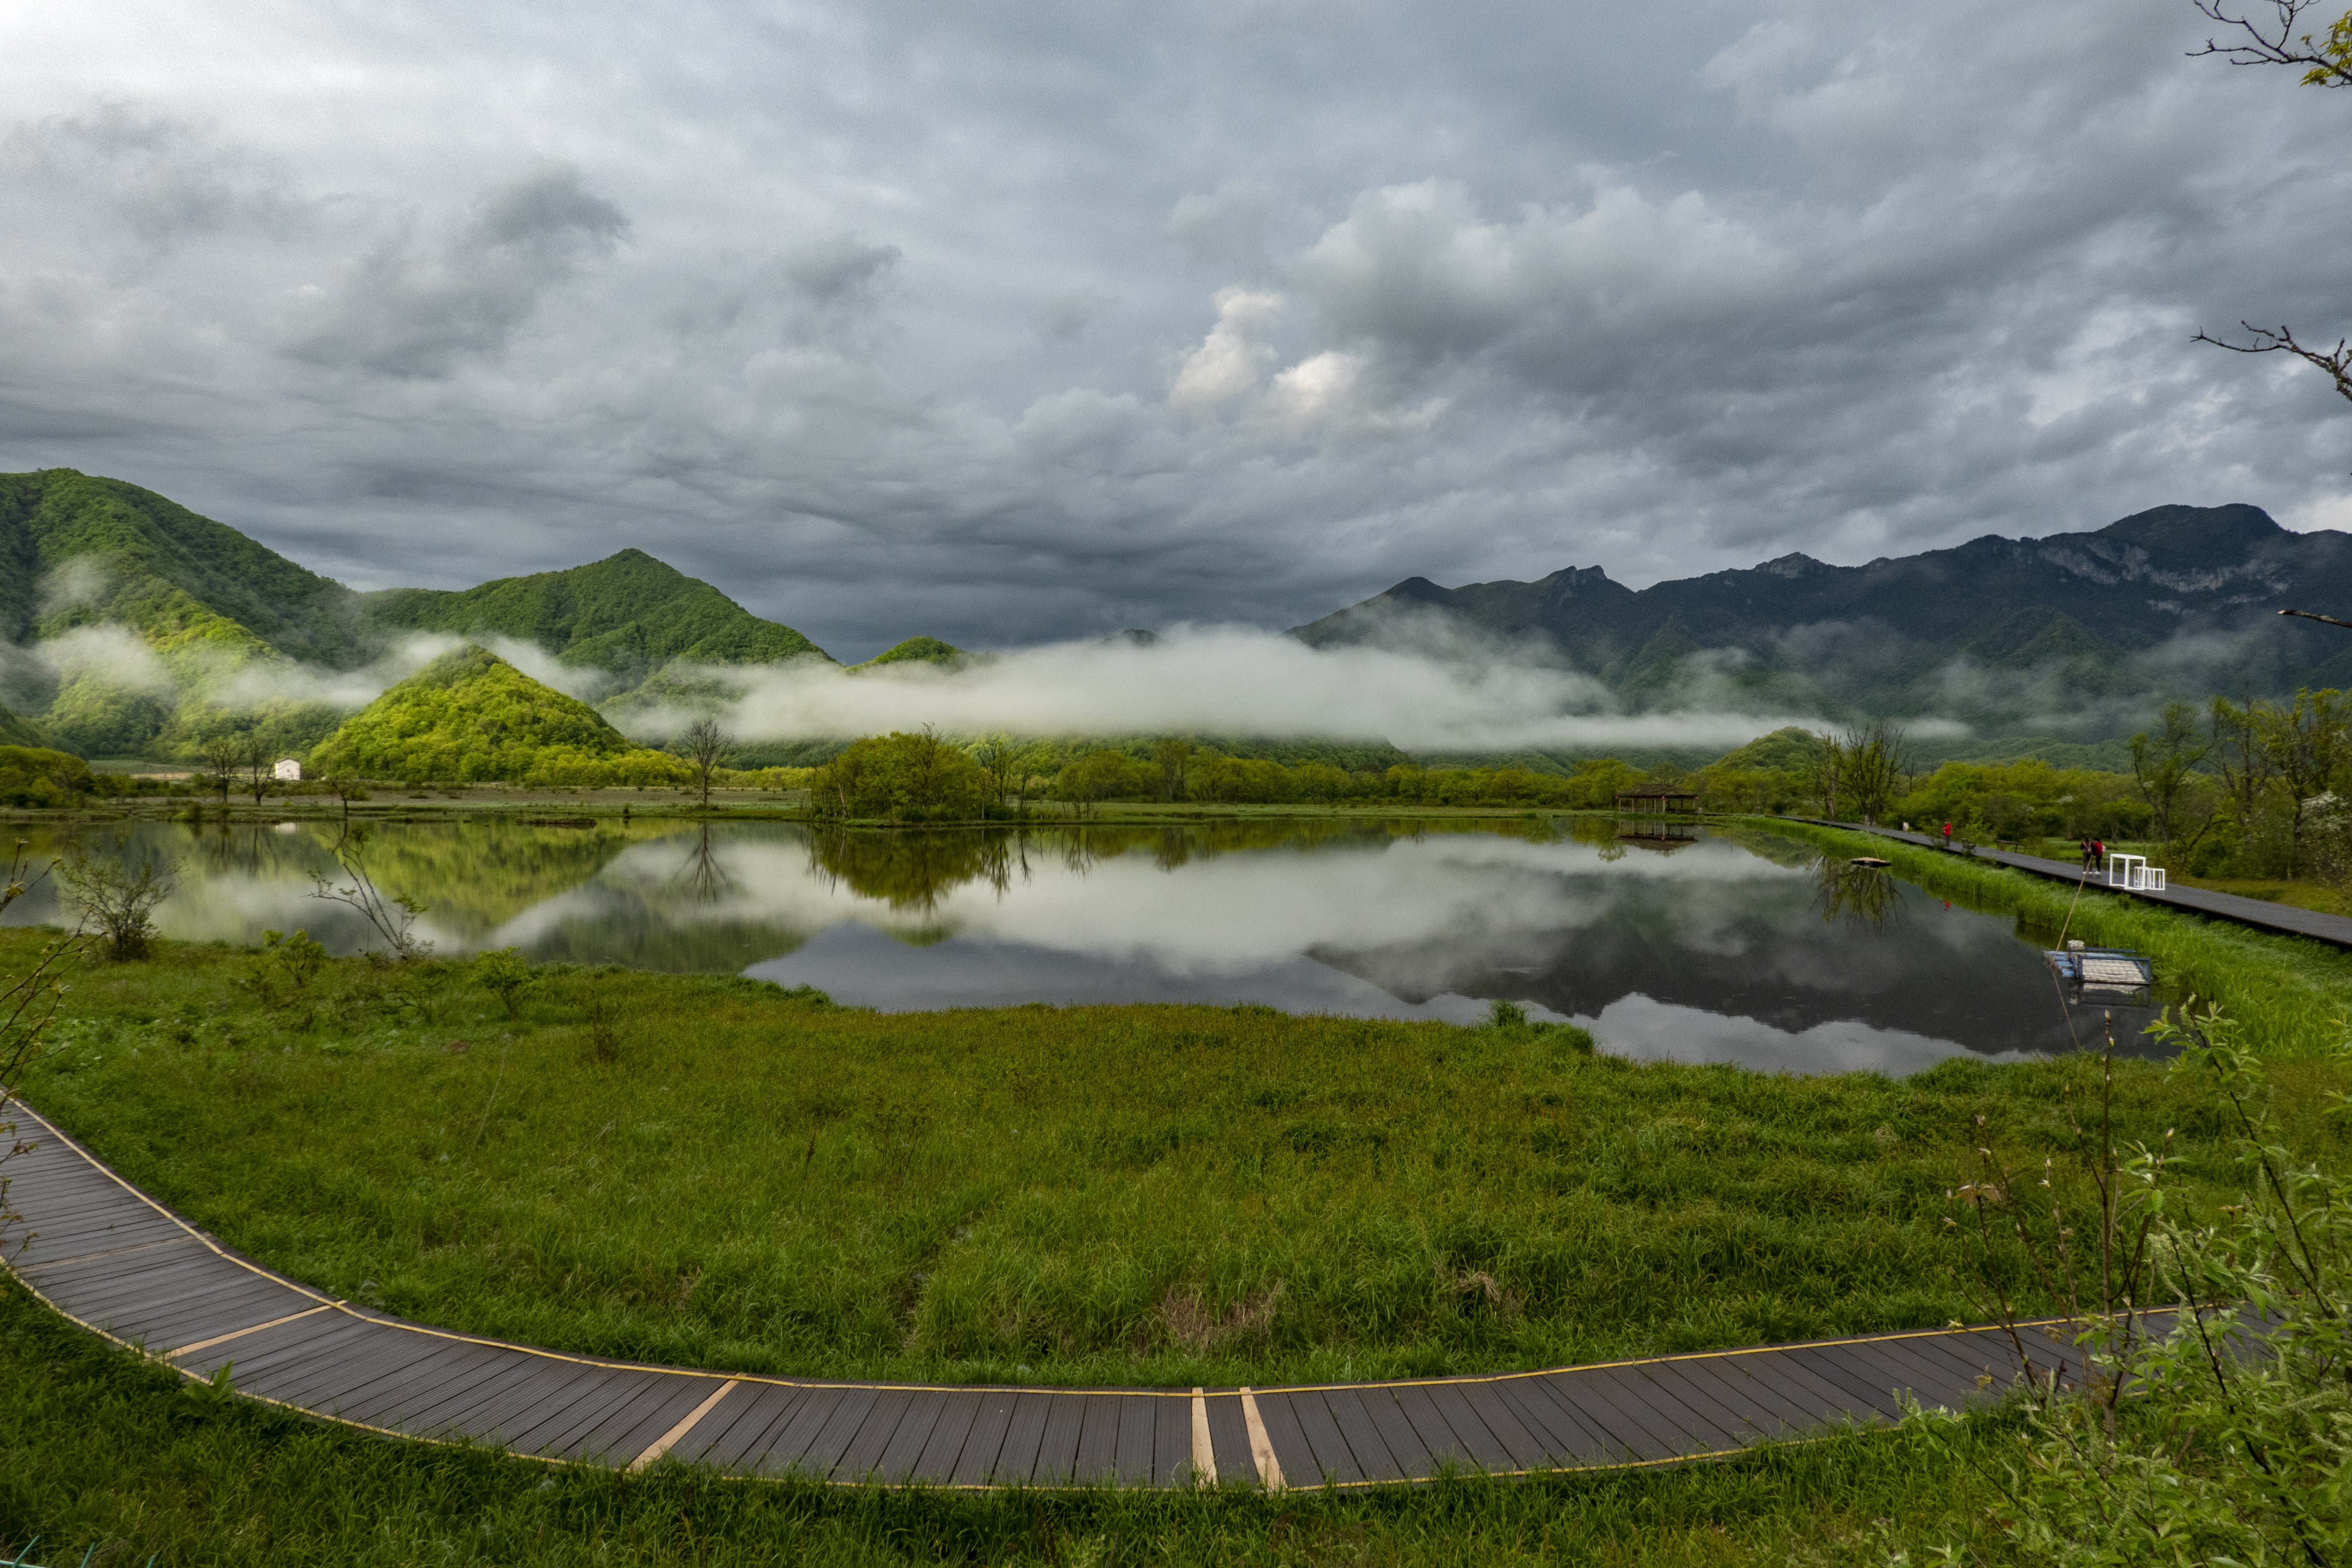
[1756,818,2352,1058]
[10,928,2337,1392]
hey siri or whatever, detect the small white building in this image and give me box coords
[273,757,303,782]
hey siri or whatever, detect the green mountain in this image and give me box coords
[0,700,49,750]
[364,549,830,686]
[854,635,967,671]
[310,646,682,784]
[0,469,363,665]
[1709,727,1822,772]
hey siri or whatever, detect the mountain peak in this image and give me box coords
[1757,552,1827,578]
[2096,503,2282,557]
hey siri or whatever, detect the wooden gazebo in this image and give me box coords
[1615,789,1700,815]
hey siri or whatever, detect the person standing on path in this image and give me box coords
[1942,821,1953,850]
[2093,838,2107,872]
[2079,837,2095,873]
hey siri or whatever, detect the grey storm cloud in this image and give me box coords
[0,0,2346,659]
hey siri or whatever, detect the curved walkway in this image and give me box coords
[3,1098,2097,1490]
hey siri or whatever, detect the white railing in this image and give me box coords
[2107,854,2167,892]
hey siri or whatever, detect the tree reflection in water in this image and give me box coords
[799,815,1580,915]
[1813,854,1903,932]
[673,825,738,905]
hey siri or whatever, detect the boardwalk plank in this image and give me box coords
[1357,1385,1446,1479]
[1735,1348,1886,1426]
[750,1386,857,1478]
[1114,1396,1159,1486]
[1073,1395,1121,1485]
[585,1376,732,1470]
[1777,1345,1915,1421]
[1250,1391,1320,1485]
[1544,1369,1684,1460]
[388,1354,554,1437]
[1406,1381,1511,1472]
[275,1337,491,1420]
[1286,1388,1367,1485]
[1646,1359,1809,1443]
[830,1387,918,1481]
[947,1391,1021,1487]
[96,1277,312,1345]
[991,1392,1057,1485]
[1322,1388,1406,1481]
[1488,1375,1611,1466]
[1204,1391,1256,1485]
[514,1369,668,1460]
[911,1390,986,1485]
[687,1382,805,1470]
[175,1314,383,1387]
[1153,1392,1193,1486]
[869,1390,948,1482]
[1032,1394,1087,1485]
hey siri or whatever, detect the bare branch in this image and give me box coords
[2196,322,2352,405]
[2191,1,2352,86]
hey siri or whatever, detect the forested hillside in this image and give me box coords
[310,646,689,786]
[363,549,831,685]
[0,469,364,664]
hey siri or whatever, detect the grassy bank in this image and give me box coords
[0,1283,2020,1568]
[1757,818,2352,1059]
[11,930,2337,1391]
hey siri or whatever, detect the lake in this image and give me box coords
[1,815,2164,1073]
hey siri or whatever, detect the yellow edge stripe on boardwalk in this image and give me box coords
[1,1096,2103,1489]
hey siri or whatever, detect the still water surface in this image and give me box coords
[2,816,2162,1074]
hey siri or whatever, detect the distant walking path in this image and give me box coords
[1798,820,2352,950]
[3,1099,2103,1489]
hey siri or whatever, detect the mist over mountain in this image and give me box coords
[8,467,2350,772]
[1292,504,2352,741]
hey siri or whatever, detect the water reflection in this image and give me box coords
[2,816,2166,1073]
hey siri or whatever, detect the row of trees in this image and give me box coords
[802,731,1661,822]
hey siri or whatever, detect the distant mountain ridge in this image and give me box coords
[1292,504,2352,728]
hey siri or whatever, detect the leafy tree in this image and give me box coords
[57,843,175,961]
[1151,737,1192,801]
[812,729,989,821]
[2130,700,2216,852]
[473,947,536,1019]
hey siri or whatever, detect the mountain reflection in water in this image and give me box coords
[1,816,2163,1074]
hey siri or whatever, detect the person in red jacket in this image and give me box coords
[1942,821,1953,849]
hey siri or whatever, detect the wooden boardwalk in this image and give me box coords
[1805,820,2352,949]
[3,1098,2098,1489]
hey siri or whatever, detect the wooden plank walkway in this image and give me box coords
[1,1097,2108,1489]
[1801,819,2352,949]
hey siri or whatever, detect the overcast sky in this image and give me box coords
[2,0,2347,660]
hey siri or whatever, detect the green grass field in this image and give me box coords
[9,927,2337,1391]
